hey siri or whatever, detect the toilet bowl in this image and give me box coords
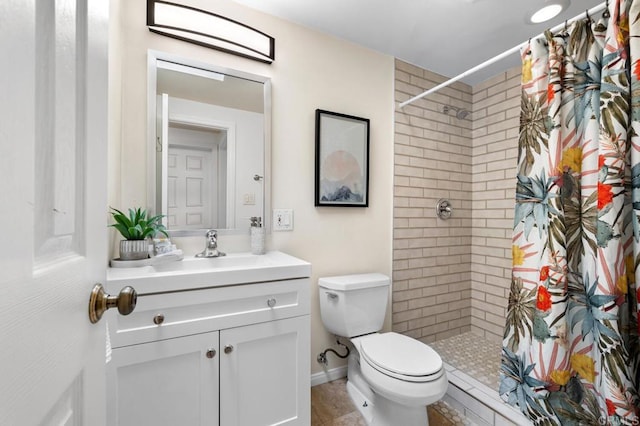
[353,332,448,407]
[318,273,448,426]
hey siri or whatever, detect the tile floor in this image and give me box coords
[311,378,469,425]
[429,332,501,391]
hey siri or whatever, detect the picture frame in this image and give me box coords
[315,109,370,207]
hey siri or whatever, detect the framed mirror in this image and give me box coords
[147,50,271,235]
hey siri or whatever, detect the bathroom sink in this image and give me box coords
[151,253,272,273]
[106,251,311,294]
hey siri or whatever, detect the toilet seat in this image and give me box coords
[359,332,443,383]
[352,332,448,407]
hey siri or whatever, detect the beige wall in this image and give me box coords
[393,60,473,343]
[109,0,394,376]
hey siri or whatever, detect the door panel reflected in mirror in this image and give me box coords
[148,51,271,235]
[166,123,226,229]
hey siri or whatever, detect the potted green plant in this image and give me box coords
[110,207,168,260]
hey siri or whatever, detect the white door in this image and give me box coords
[0,1,109,425]
[167,145,214,229]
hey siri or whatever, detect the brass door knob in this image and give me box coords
[89,283,137,324]
[206,349,216,359]
[224,345,234,354]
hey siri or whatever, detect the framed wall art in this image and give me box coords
[315,109,370,207]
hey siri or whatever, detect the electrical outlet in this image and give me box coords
[273,209,293,231]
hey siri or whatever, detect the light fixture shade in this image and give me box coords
[147,0,275,64]
[526,0,571,24]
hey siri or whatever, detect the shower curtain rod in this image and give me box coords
[398,1,608,109]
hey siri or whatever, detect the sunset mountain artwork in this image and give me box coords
[314,109,369,207]
[319,150,363,202]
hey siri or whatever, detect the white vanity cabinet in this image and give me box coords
[108,331,220,426]
[219,316,310,425]
[105,252,311,426]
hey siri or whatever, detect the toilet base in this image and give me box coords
[346,354,430,426]
[346,380,373,424]
[347,380,430,426]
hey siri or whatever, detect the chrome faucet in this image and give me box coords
[195,229,226,258]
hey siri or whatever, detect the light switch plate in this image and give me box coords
[273,209,293,231]
[243,193,256,205]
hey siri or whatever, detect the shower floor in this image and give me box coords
[430,332,502,391]
[428,332,532,425]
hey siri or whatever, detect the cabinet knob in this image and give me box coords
[153,314,165,325]
[224,345,234,354]
[206,349,216,359]
[267,297,277,308]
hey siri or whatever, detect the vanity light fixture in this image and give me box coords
[147,0,275,64]
[526,0,570,24]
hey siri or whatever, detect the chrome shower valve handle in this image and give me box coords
[436,199,452,220]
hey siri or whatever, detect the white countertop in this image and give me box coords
[106,251,311,294]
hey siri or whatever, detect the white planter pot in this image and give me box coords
[119,239,149,260]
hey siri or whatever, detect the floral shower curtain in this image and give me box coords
[500,1,640,424]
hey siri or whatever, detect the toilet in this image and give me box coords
[318,273,448,426]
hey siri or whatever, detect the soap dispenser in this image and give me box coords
[250,216,265,255]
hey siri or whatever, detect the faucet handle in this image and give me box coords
[195,229,225,258]
[206,230,218,248]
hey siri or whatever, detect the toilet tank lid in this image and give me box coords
[318,273,390,291]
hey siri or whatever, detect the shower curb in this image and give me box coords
[442,361,532,426]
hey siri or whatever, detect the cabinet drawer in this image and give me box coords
[108,278,309,348]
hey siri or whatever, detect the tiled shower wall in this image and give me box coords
[393,59,473,343]
[393,59,522,344]
[470,69,521,343]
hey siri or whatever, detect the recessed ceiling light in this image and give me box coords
[526,0,570,24]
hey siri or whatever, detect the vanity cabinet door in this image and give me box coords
[107,331,220,426]
[220,316,310,426]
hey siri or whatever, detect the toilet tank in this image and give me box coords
[318,273,390,338]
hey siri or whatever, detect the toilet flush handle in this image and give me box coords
[326,292,338,300]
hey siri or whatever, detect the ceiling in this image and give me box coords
[158,66,264,113]
[231,0,605,85]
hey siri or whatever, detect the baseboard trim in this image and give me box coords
[310,365,348,387]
